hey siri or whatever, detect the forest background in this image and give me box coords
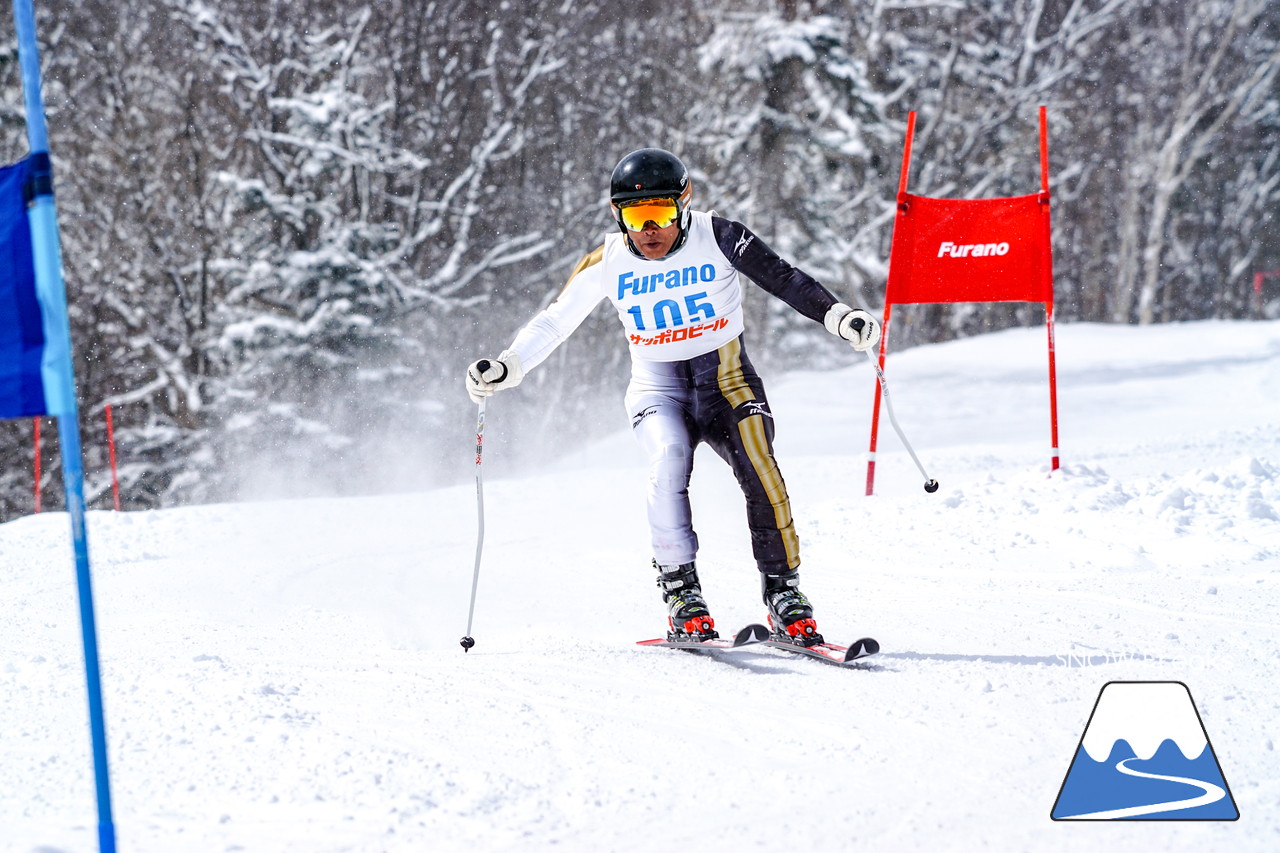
[0,0,1277,515]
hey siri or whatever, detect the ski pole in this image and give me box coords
[852,317,939,493]
[460,359,497,652]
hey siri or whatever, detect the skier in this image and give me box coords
[465,148,879,645]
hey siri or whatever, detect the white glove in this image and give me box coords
[465,350,524,404]
[824,303,881,352]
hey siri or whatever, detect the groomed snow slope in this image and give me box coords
[3,320,1278,852]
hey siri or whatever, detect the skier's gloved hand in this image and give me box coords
[465,350,524,404]
[824,303,881,352]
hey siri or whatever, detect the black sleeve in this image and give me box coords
[713,216,840,324]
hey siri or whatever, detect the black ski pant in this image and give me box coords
[625,335,800,575]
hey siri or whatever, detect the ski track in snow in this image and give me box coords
[3,320,1280,851]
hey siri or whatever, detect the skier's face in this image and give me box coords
[630,219,679,260]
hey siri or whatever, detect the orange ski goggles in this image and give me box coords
[616,197,680,231]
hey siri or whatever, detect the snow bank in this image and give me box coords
[3,320,1278,851]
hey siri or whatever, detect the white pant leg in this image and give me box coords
[626,362,698,566]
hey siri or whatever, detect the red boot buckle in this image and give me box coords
[681,616,715,636]
[786,618,819,639]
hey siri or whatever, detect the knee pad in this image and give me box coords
[651,443,691,493]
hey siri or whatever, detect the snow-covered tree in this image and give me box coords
[2,0,1278,516]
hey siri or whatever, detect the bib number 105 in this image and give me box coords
[626,291,715,331]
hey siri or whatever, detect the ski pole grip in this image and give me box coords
[475,358,508,383]
[850,316,865,333]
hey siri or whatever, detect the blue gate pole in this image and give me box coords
[13,2,117,851]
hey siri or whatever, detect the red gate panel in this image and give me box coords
[887,193,1052,305]
[867,107,1059,495]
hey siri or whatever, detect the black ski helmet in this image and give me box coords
[609,148,693,257]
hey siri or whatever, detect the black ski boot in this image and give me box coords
[655,559,717,640]
[762,570,823,646]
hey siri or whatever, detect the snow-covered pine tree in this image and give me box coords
[2,0,1278,515]
[694,2,896,368]
[175,2,431,497]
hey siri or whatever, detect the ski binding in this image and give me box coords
[636,623,770,651]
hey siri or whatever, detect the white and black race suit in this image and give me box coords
[506,210,840,575]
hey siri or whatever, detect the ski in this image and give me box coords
[762,634,880,666]
[636,622,771,652]
[637,624,878,667]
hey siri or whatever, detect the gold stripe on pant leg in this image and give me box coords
[715,338,754,408]
[736,414,801,569]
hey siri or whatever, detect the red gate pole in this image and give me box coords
[33,417,42,513]
[105,404,121,511]
[867,110,917,496]
[1039,106,1061,472]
